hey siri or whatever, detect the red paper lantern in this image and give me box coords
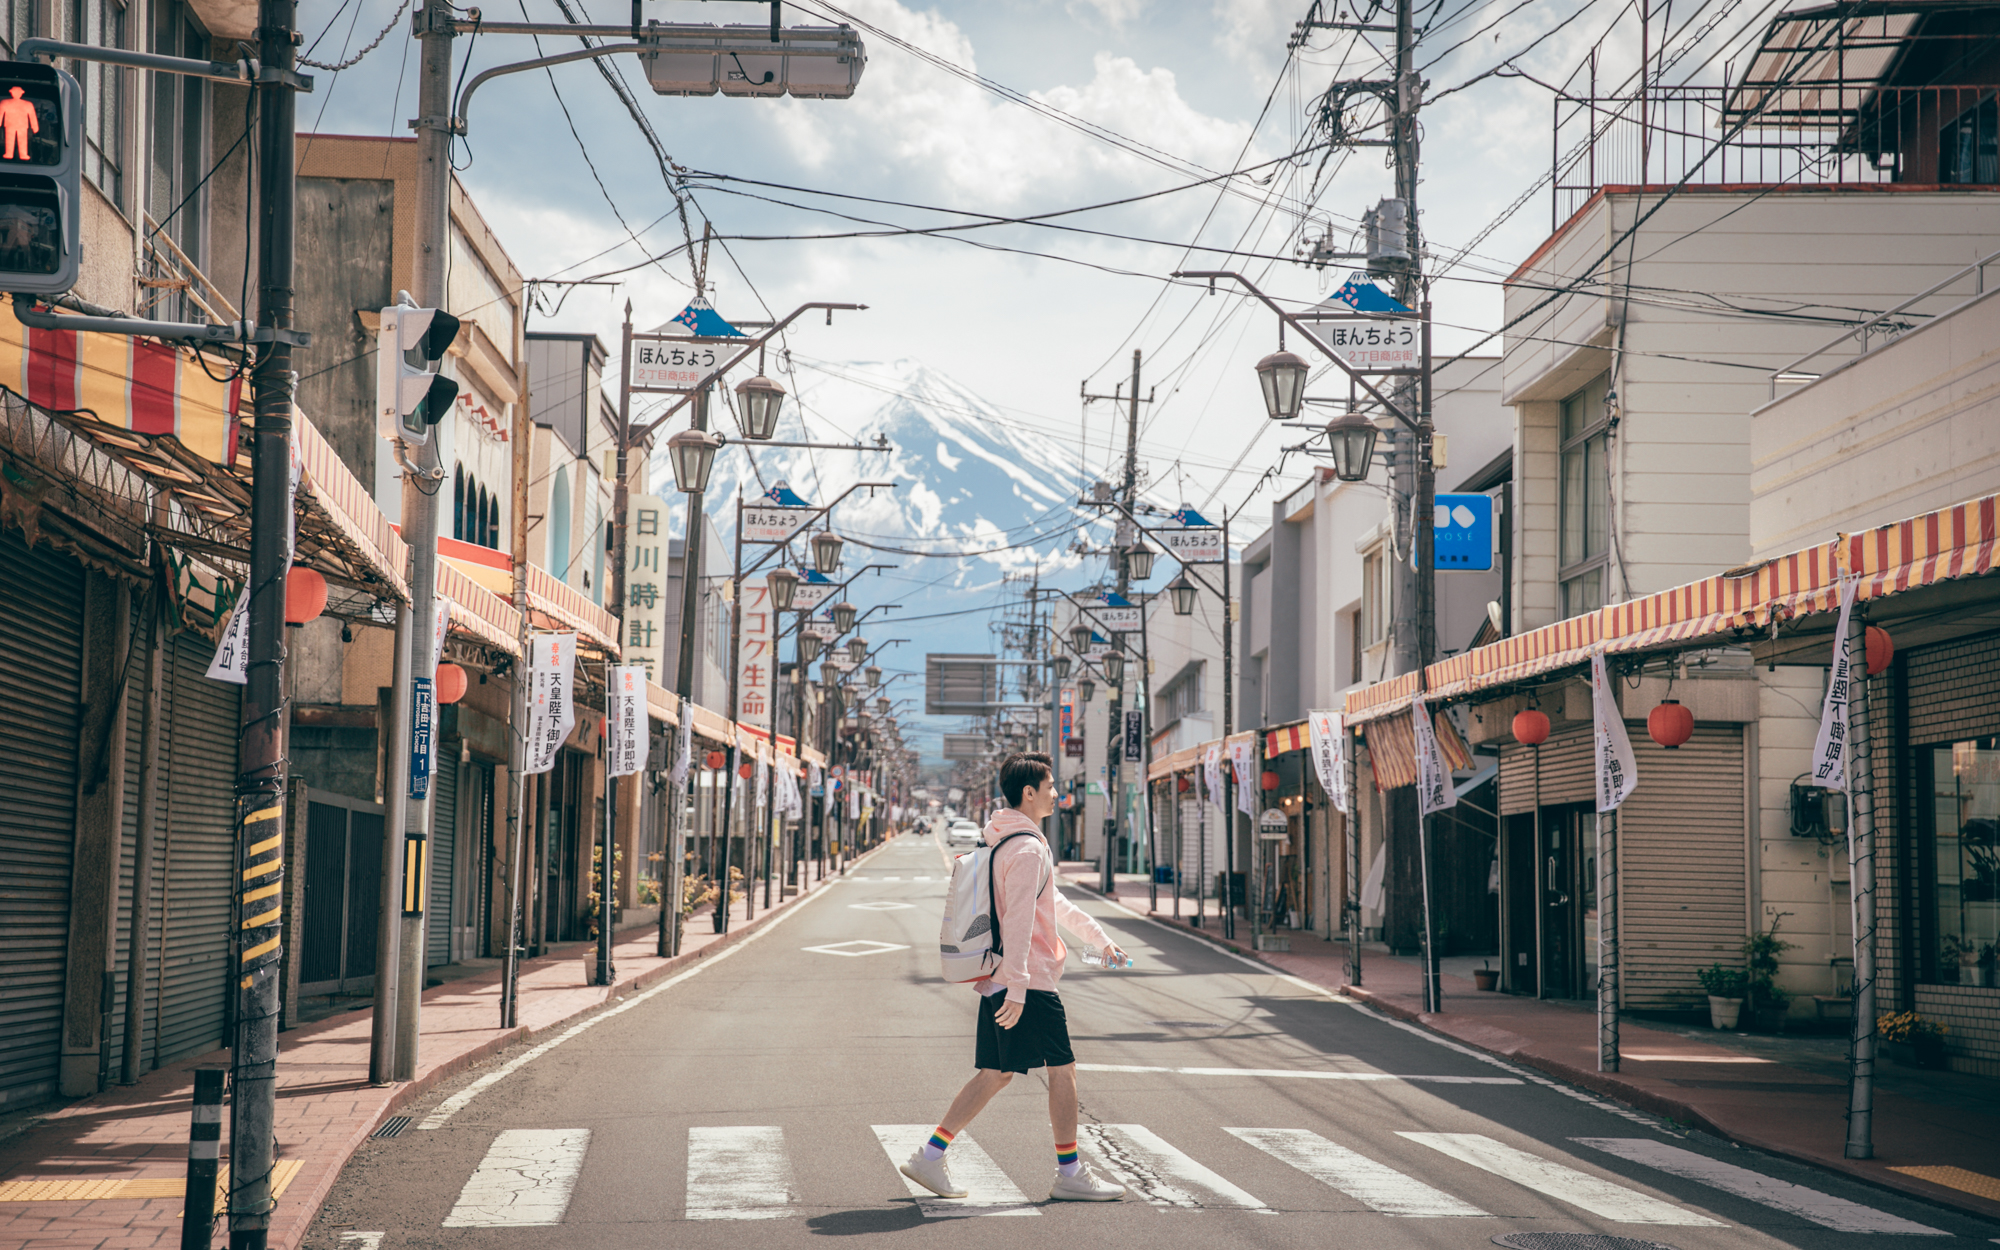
[1648,699,1694,749]
[1512,708,1550,746]
[435,662,468,705]
[1866,625,1893,675]
[1176,775,1191,793]
[284,566,327,625]
[738,761,754,780]
[705,750,726,770]
[1260,770,1281,791]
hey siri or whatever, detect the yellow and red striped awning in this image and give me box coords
[1343,492,2000,722]
[1363,707,1475,793]
[1265,720,1309,756]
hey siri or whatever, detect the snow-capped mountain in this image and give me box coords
[651,358,1115,764]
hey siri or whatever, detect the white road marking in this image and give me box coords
[417,853,855,1129]
[871,1125,1039,1217]
[802,940,909,957]
[1079,1063,1519,1085]
[442,1128,590,1227]
[685,1126,797,1220]
[1399,1133,1720,1225]
[1081,1124,1273,1213]
[1227,1128,1488,1217]
[335,1235,384,1249]
[879,876,902,881]
[849,901,916,912]
[1575,1138,1946,1235]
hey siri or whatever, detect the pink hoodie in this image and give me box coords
[981,809,1110,1005]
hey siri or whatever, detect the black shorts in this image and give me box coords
[975,989,1074,1073]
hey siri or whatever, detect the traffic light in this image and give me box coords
[0,63,81,296]
[376,301,461,444]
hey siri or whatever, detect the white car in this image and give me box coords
[945,820,983,847]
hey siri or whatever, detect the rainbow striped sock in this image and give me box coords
[1055,1140,1079,1174]
[921,1127,954,1160]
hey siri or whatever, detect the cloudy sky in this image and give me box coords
[302,0,1787,516]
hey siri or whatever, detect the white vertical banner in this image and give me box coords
[848,783,860,820]
[1590,650,1639,812]
[1412,699,1457,816]
[671,712,693,785]
[1229,737,1257,817]
[1307,710,1349,814]
[1203,742,1226,812]
[755,752,769,812]
[523,633,577,776]
[1809,575,1861,791]
[430,595,454,671]
[205,596,250,685]
[781,766,804,819]
[607,664,646,778]
[808,761,822,796]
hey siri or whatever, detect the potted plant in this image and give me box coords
[1743,921,1795,1033]
[1699,964,1747,1028]
[1474,960,1500,992]
[1879,1011,1948,1069]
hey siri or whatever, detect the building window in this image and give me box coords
[1159,664,1205,725]
[1919,738,2000,985]
[453,466,466,540]
[1941,96,1998,186]
[1559,373,1610,619]
[75,0,127,205]
[146,0,208,311]
[1361,545,1389,651]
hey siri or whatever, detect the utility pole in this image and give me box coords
[230,1,300,1244]
[666,383,712,951]
[1081,351,1153,895]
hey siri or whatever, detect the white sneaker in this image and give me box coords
[901,1150,969,1198]
[1049,1165,1125,1201]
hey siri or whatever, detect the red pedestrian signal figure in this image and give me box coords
[0,86,37,160]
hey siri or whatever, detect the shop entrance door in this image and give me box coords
[1540,804,1598,1000]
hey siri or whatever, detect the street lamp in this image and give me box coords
[1100,649,1125,685]
[875,696,891,715]
[1125,540,1156,581]
[1052,654,1072,680]
[1069,623,1093,653]
[829,600,858,634]
[847,636,868,664]
[864,664,882,688]
[1166,571,1198,616]
[799,630,824,664]
[766,567,799,611]
[1256,349,1310,421]
[811,530,845,575]
[667,428,721,493]
[734,374,786,440]
[1325,409,1382,482]
[1078,675,1096,703]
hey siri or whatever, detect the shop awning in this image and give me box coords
[526,560,621,655]
[1265,720,1309,756]
[688,700,736,746]
[1343,491,2000,720]
[1362,706,1475,792]
[647,680,680,727]
[1146,745,1200,782]
[801,744,826,769]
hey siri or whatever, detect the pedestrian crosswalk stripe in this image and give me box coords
[1400,1133,1720,1225]
[1083,1124,1273,1213]
[442,1128,590,1228]
[1080,1063,1520,1085]
[871,1126,1039,1217]
[1574,1139,1946,1235]
[1227,1128,1488,1217]
[686,1126,797,1220]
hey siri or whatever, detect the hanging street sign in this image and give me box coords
[1433,492,1495,571]
[630,298,752,393]
[744,505,812,543]
[1158,527,1223,563]
[793,568,835,610]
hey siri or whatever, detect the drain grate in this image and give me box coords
[1494,1235,1680,1250]
[370,1116,411,1139]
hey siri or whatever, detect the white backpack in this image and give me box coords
[938,831,1046,983]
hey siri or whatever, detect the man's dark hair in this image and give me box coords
[999,752,1054,808]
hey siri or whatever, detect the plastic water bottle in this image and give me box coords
[1081,944,1135,970]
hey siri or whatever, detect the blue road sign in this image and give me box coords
[1433,493,1494,571]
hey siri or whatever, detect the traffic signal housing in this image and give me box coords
[376,303,461,445]
[0,62,81,297]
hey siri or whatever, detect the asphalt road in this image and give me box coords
[304,831,2000,1250]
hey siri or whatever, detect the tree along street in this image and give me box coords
[305,832,1993,1247]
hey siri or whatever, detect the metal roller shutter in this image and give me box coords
[154,632,240,1065]
[1499,725,1594,815]
[1619,723,1747,1011]
[0,532,85,1109]
[109,594,157,1080]
[427,744,458,967]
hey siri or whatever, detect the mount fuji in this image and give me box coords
[651,357,1117,767]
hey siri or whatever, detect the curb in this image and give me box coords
[1070,879,2000,1225]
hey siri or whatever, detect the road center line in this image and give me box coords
[1077,1063,1521,1084]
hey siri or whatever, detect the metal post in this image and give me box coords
[181,1067,224,1250]
[1845,607,1878,1158]
[1141,596,1157,911]
[597,658,615,987]
[121,577,164,1083]
[716,497,745,933]
[230,2,299,1242]
[1221,514,1235,939]
[1348,723,1362,987]
[1598,808,1620,1072]
[501,368,532,1026]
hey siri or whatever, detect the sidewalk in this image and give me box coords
[0,847,882,1250]
[1068,869,2000,1223]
